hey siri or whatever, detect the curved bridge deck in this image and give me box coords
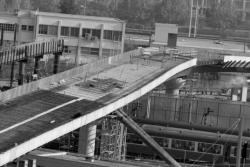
[0,51,197,165]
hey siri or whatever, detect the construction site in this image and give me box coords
[0,3,250,166]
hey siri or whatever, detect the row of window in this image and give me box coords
[81,47,99,55]
[0,23,16,31]
[61,26,79,37]
[104,30,122,41]
[21,25,34,32]
[102,48,121,57]
[39,25,58,36]
[38,24,122,41]
[0,24,34,32]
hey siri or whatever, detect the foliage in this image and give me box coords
[85,1,111,17]
[206,0,241,32]
[59,0,81,14]
[32,0,60,12]
[154,0,190,25]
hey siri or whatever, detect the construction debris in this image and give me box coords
[76,78,125,93]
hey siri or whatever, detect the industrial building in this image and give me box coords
[0,10,125,64]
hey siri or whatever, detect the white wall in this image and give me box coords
[155,23,178,43]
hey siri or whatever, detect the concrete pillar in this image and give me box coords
[57,20,61,39]
[78,124,97,157]
[75,23,82,66]
[99,24,104,59]
[17,17,22,45]
[18,61,26,85]
[241,85,248,102]
[34,15,40,41]
[53,53,60,74]
[121,22,126,54]
[146,93,151,119]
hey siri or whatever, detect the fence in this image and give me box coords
[131,94,250,131]
[178,46,250,63]
[0,49,141,102]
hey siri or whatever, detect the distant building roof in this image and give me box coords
[0,10,125,24]
[30,10,125,23]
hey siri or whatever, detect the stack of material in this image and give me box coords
[76,78,125,93]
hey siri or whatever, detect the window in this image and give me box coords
[70,27,79,37]
[102,49,121,57]
[63,46,71,53]
[81,47,99,55]
[39,24,48,34]
[90,48,99,55]
[103,30,122,41]
[82,28,91,38]
[102,49,111,57]
[61,26,70,36]
[28,25,34,31]
[92,29,101,39]
[113,31,122,41]
[48,25,58,35]
[81,47,90,54]
[21,25,27,31]
[104,30,112,40]
[0,23,15,31]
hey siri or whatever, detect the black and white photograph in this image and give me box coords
[0,0,250,166]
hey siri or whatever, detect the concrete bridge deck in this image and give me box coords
[0,51,197,165]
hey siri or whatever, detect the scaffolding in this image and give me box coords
[100,115,127,161]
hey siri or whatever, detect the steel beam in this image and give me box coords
[116,109,182,167]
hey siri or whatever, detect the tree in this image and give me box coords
[206,0,241,36]
[59,0,81,14]
[85,1,110,17]
[32,0,60,12]
[20,0,31,10]
[153,0,189,25]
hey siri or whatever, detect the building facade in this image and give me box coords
[0,10,125,64]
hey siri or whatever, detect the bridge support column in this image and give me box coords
[18,61,26,85]
[99,24,104,59]
[53,53,60,74]
[241,85,248,102]
[78,123,97,157]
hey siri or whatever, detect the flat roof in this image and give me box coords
[0,10,125,23]
[32,10,124,23]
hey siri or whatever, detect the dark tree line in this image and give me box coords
[0,0,243,31]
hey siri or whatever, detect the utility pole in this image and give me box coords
[236,116,244,167]
[188,0,194,38]
[242,0,246,21]
[236,86,247,167]
[194,0,199,38]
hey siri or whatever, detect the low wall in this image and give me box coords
[0,49,140,102]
